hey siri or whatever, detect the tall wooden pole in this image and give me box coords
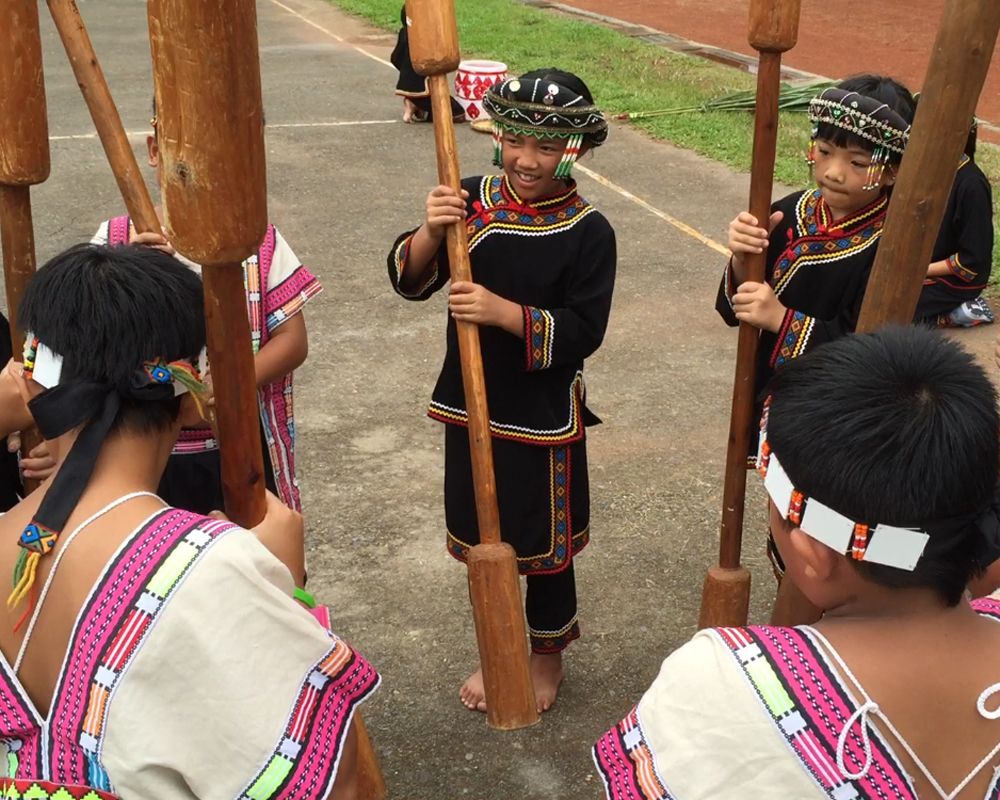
[406,0,539,729]
[47,0,159,234]
[0,0,52,493]
[856,0,1000,331]
[147,3,386,792]
[147,0,268,529]
[698,0,801,629]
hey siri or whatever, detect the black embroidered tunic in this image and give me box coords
[388,174,616,574]
[915,156,994,319]
[716,189,888,462]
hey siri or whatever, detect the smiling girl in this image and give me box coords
[388,68,616,714]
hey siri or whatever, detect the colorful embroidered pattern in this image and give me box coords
[238,640,379,800]
[0,780,116,798]
[392,233,439,299]
[592,706,676,800]
[73,516,234,788]
[529,618,580,653]
[429,372,586,445]
[771,310,816,369]
[851,524,870,560]
[105,217,317,510]
[715,626,916,799]
[771,191,887,294]
[947,253,977,283]
[446,443,589,573]
[465,175,595,253]
[971,596,1000,622]
[524,306,555,371]
[18,522,57,556]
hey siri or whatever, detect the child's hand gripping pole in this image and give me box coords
[146,0,268,530]
[406,0,539,730]
[698,0,801,630]
[856,0,1000,332]
[46,0,159,235]
[0,0,52,494]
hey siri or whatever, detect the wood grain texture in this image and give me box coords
[747,0,801,53]
[147,0,268,264]
[857,0,1000,331]
[404,0,461,75]
[0,0,49,185]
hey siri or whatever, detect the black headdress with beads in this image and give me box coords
[807,87,911,190]
[482,68,608,178]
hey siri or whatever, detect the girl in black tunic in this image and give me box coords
[388,68,615,712]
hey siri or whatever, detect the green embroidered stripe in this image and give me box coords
[245,755,295,800]
[145,541,200,597]
[746,658,795,717]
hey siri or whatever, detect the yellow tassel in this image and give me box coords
[7,552,39,610]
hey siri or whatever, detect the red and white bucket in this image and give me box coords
[454,60,508,122]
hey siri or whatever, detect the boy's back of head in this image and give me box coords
[767,326,998,604]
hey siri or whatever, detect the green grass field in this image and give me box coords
[331,0,1000,279]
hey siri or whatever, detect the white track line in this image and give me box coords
[575,164,729,255]
[49,119,400,141]
[267,0,394,68]
[269,0,731,255]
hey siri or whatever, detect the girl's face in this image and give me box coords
[811,138,895,220]
[500,132,570,201]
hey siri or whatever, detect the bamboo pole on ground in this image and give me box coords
[405,0,539,730]
[46,0,159,234]
[856,0,1000,331]
[0,0,52,493]
[698,0,801,629]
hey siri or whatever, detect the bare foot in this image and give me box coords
[459,666,487,712]
[402,98,416,124]
[530,652,564,712]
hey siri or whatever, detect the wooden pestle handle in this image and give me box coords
[47,0,159,234]
[428,74,502,546]
[856,0,1000,331]
[147,0,269,527]
[700,0,800,629]
[404,0,461,75]
[748,0,801,53]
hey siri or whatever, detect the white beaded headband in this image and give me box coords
[757,404,929,571]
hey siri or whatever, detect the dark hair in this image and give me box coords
[767,326,999,605]
[19,244,206,434]
[815,74,916,164]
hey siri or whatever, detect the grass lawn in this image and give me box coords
[331,0,1000,279]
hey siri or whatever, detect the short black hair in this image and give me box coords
[767,326,998,605]
[815,74,916,164]
[19,244,205,434]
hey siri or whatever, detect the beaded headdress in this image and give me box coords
[756,398,930,571]
[10,336,206,624]
[807,87,911,190]
[483,70,608,179]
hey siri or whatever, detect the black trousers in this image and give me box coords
[525,561,579,653]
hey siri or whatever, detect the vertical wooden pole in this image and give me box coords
[856,0,1000,331]
[147,0,268,529]
[0,0,52,492]
[698,0,801,629]
[407,0,539,729]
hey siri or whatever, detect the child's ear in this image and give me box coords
[788,526,840,583]
[146,135,159,169]
[883,165,898,187]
